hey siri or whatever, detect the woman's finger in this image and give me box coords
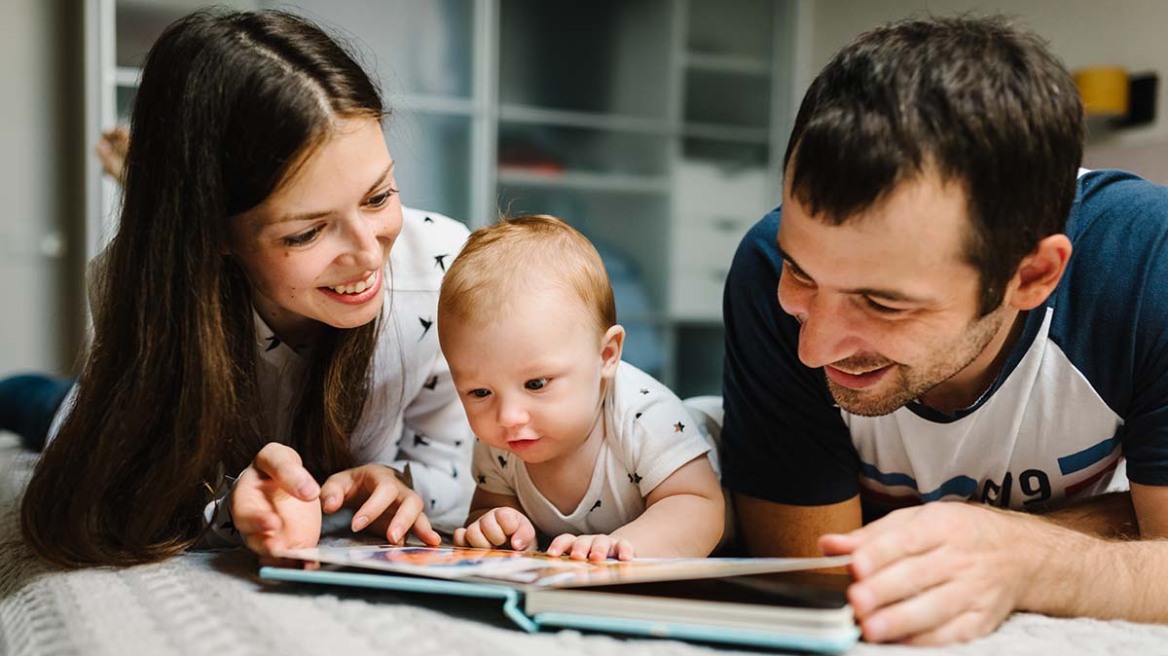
[253,443,319,501]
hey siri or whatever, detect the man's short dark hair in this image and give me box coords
[783,16,1084,315]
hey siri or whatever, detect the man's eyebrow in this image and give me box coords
[776,245,931,304]
[270,161,395,225]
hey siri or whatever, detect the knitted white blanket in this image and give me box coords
[2,440,1165,656]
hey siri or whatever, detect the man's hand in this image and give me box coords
[231,443,323,558]
[546,533,635,561]
[819,502,1036,645]
[320,464,441,546]
[452,507,536,551]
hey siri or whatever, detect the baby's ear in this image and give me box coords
[600,325,625,376]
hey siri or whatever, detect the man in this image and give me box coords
[722,16,1168,645]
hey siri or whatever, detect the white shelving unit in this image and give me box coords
[85,0,796,397]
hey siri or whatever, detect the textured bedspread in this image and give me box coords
[3,438,1166,656]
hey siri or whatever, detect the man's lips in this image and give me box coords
[824,364,893,390]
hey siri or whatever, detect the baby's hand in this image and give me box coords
[453,507,536,551]
[547,533,635,561]
[231,443,323,557]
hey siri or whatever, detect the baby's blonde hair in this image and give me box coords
[439,215,616,337]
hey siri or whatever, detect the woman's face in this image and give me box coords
[227,118,403,346]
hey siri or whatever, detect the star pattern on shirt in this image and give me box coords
[674,422,685,433]
[639,388,650,395]
[589,500,602,512]
[497,454,508,468]
[264,335,281,352]
[434,254,449,272]
[419,316,434,339]
[413,433,431,447]
[634,412,643,420]
[423,375,438,390]
[451,465,458,478]
[628,472,642,484]
[477,474,487,485]
[423,215,434,223]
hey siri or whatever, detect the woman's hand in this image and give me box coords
[320,464,441,546]
[231,443,323,558]
[453,507,537,551]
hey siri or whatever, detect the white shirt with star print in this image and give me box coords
[471,361,716,539]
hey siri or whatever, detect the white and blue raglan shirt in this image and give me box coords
[721,170,1168,520]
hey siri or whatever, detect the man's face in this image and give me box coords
[777,169,1015,416]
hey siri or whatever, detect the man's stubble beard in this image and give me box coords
[826,309,1007,417]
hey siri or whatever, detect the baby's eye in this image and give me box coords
[524,378,548,391]
[469,389,491,399]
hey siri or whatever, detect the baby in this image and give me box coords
[437,215,724,561]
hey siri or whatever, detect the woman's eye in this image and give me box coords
[469,389,491,399]
[366,186,398,209]
[283,226,322,246]
[524,378,548,391]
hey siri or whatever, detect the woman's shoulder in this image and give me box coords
[388,207,471,291]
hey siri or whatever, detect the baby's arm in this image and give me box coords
[453,487,537,551]
[611,455,724,558]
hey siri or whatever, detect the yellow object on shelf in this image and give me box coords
[1074,67,1130,117]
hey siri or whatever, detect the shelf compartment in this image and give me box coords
[498,122,671,183]
[499,0,672,119]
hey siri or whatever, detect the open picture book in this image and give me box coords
[260,545,861,653]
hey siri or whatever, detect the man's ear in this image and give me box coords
[1008,234,1072,311]
[600,325,625,377]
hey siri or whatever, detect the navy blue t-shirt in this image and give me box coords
[721,170,1168,517]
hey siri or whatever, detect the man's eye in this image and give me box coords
[524,378,548,391]
[783,261,812,283]
[469,389,491,399]
[865,297,904,314]
[283,226,322,246]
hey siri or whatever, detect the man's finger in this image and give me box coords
[847,548,950,617]
[858,579,981,643]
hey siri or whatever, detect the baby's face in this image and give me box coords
[441,289,618,466]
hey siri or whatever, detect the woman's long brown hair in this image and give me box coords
[20,9,386,567]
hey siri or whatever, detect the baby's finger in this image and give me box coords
[615,540,636,561]
[476,510,510,547]
[569,536,596,561]
[453,527,469,547]
[546,534,576,557]
[462,522,493,549]
[588,536,613,561]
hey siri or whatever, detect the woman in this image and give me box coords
[16,9,474,567]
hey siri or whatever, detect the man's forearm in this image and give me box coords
[1022,517,1168,622]
[1040,492,1138,538]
